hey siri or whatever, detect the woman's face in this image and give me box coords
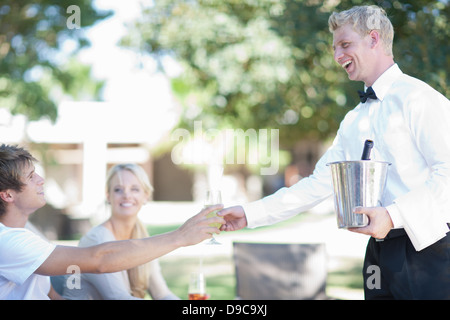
[107,169,149,218]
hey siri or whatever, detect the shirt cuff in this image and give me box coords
[386,203,403,228]
[242,200,269,229]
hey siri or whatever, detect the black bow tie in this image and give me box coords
[358,86,378,103]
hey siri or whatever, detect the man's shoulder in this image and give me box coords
[394,72,444,98]
[389,72,450,115]
[0,224,32,245]
[0,223,54,255]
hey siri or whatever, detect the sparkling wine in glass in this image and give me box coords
[188,272,208,300]
[204,190,223,245]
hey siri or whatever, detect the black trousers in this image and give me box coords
[363,228,450,300]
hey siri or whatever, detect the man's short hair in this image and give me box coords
[0,144,37,216]
[328,5,394,57]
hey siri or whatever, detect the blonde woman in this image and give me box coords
[64,163,179,300]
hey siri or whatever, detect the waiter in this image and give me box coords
[219,5,450,299]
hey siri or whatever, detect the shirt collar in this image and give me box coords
[365,63,403,102]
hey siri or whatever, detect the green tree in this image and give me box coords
[121,0,448,149]
[0,0,111,121]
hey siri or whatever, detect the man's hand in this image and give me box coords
[349,206,394,239]
[36,204,226,277]
[176,204,225,246]
[218,205,248,231]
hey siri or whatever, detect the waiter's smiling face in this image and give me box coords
[332,23,379,86]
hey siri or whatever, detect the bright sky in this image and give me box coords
[78,0,178,104]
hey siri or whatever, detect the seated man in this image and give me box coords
[0,144,224,299]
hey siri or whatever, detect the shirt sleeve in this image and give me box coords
[244,129,345,228]
[0,227,56,285]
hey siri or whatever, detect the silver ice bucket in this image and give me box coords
[327,161,390,228]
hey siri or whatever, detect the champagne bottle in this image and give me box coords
[361,139,374,160]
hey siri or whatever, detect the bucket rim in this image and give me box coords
[326,160,392,166]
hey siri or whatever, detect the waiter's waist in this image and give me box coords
[377,223,450,241]
[382,228,407,240]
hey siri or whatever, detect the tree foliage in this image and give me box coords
[0,0,111,121]
[121,0,449,148]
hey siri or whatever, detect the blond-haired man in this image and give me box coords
[220,5,450,299]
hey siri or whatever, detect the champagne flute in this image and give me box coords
[204,190,223,245]
[188,272,208,300]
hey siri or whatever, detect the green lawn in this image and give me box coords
[157,254,364,300]
[158,255,235,300]
[147,213,365,300]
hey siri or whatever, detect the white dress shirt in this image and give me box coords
[243,64,450,251]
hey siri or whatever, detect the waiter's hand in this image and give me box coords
[218,205,248,232]
[349,206,394,239]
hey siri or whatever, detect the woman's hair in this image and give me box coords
[128,219,151,298]
[105,163,154,298]
[106,163,154,198]
[0,144,37,217]
[328,5,394,57]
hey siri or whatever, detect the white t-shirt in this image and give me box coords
[0,222,56,299]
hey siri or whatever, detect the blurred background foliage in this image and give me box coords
[121,0,449,149]
[1,0,448,147]
[0,0,111,121]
